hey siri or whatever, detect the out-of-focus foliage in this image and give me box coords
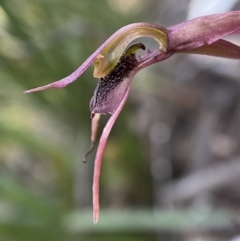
[1,0,240,240]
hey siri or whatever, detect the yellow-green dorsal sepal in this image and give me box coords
[93,23,168,78]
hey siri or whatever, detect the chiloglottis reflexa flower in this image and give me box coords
[24,11,240,224]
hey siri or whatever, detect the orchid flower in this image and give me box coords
[24,11,240,223]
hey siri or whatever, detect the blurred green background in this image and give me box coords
[1,0,240,240]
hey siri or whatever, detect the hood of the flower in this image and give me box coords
[93,24,168,78]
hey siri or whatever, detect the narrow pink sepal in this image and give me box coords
[168,11,240,52]
[92,85,131,224]
[181,39,240,59]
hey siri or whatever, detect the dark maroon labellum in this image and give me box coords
[90,53,139,115]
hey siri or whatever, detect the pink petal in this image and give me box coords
[24,52,100,93]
